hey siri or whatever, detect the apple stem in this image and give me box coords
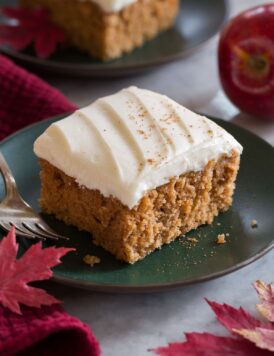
[249,56,268,72]
[233,46,269,77]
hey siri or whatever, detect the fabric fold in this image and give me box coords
[0,55,77,141]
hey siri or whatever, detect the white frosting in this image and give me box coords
[80,0,136,12]
[34,87,243,209]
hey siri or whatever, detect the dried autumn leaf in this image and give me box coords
[153,281,274,355]
[0,6,66,58]
[254,280,274,322]
[206,299,272,332]
[152,332,273,356]
[231,281,274,352]
[235,328,274,352]
[0,227,74,314]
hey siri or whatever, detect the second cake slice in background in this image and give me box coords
[20,0,179,60]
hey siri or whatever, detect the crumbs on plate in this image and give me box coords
[216,233,226,244]
[83,255,101,267]
[251,219,258,228]
[187,237,198,244]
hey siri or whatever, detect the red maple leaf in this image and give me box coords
[0,227,74,314]
[235,327,274,352]
[152,333,273,356]
[206,299,273,332]
[0,6,66,58]
[152,282,274,355]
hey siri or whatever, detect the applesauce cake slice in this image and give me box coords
[34,87,243,264]
[20,0,179,60]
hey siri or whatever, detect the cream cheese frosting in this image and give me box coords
[34,87,243,209]
[81,0,136,12]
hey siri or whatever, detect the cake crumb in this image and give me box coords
[216,233,226,244]
[251,219,258,228]
[83,255,101,267]
[187,237,198,244]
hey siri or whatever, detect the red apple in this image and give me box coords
[218,3,274,120]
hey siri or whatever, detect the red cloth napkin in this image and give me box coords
[0,55,100,355]
[0,304,100,356]
[0,54,77,140]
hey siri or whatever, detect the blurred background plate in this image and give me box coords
[0,0,228,77]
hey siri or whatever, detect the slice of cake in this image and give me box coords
[20,0,179,60]
[34,87,243,264]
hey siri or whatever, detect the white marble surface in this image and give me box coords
[44,1,274,355]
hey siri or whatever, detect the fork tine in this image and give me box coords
[9,223,43,240]
[0,153,69,242]
[23,222,59,241]
[36,223,69,240]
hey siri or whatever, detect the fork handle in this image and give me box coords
[0,152,19,200]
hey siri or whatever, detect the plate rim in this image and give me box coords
[0,0,229,77]
[51,240,274,293]
[1,115,274,293]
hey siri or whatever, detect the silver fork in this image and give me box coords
[0,152,68,241]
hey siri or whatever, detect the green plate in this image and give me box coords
[0,117,274,292]
[0,0,228,77]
